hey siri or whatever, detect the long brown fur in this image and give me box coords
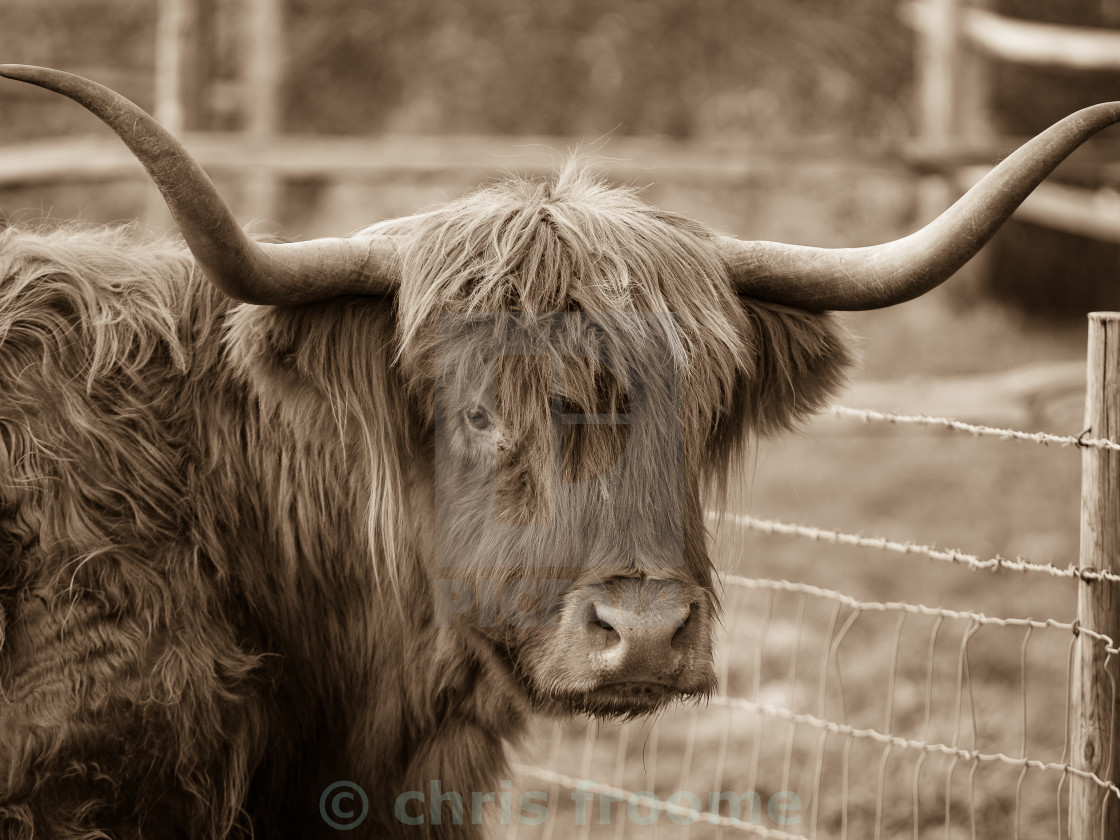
[0,165,851,838]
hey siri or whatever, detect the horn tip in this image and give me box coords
[0,64,46,82]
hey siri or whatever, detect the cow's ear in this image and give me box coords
[733,299,856,436]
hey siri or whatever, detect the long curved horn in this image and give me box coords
[0,64,400,304]
[722,102,1120,310]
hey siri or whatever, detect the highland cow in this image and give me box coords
[0,66,1118,839]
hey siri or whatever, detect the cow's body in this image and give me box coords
[0,174,851,838]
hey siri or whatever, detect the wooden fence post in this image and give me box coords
[240,0,283,226]
[149,0,195,230]
[1073,312,1120,839]
[913,0,960,226]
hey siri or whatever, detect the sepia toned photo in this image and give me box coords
[2,1,1120,838]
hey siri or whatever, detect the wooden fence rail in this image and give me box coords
[905,0,1120,252]
[904,1,1120,71]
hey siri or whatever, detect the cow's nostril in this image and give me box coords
[589,604,615,633]
[671,604,695,647]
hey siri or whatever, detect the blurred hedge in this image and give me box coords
[6,0,1120,144]
[1,0,913,142]
[283,0,912,140]
[0,0,155,142]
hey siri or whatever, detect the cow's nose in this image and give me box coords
[583,579,696,683]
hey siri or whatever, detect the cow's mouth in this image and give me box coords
[545,681,708,720]
[595,680,673,698]
[590,682,675,712]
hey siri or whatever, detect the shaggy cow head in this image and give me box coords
[6,65,1120,724]
[381,172,850,714]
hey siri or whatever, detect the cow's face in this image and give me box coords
[389,168,852,718]
[431,312,718,716]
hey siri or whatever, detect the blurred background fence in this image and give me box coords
[6,1,1120,837]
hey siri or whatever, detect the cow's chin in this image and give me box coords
[534,681,713,721]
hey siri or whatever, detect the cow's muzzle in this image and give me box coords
[534,577,716,715]
[582,581,696,683]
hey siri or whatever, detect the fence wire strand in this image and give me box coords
[829,404,1120,452]
[713,511,1120,584]
[705,698,1120,803]
[722,574,1120,656]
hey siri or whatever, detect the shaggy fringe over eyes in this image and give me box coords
[373,161,852,496]
[386,164,749,471]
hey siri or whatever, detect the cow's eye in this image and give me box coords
[465,406,494,431]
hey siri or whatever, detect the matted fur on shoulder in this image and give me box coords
[0,222,220,384]
[0,221,227,596]
[0,223,266,839]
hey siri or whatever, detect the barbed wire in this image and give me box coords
[721,574,1120,656]
[829,404,1120,452]
[706,697,1120,803]
[711,512,1120,584]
